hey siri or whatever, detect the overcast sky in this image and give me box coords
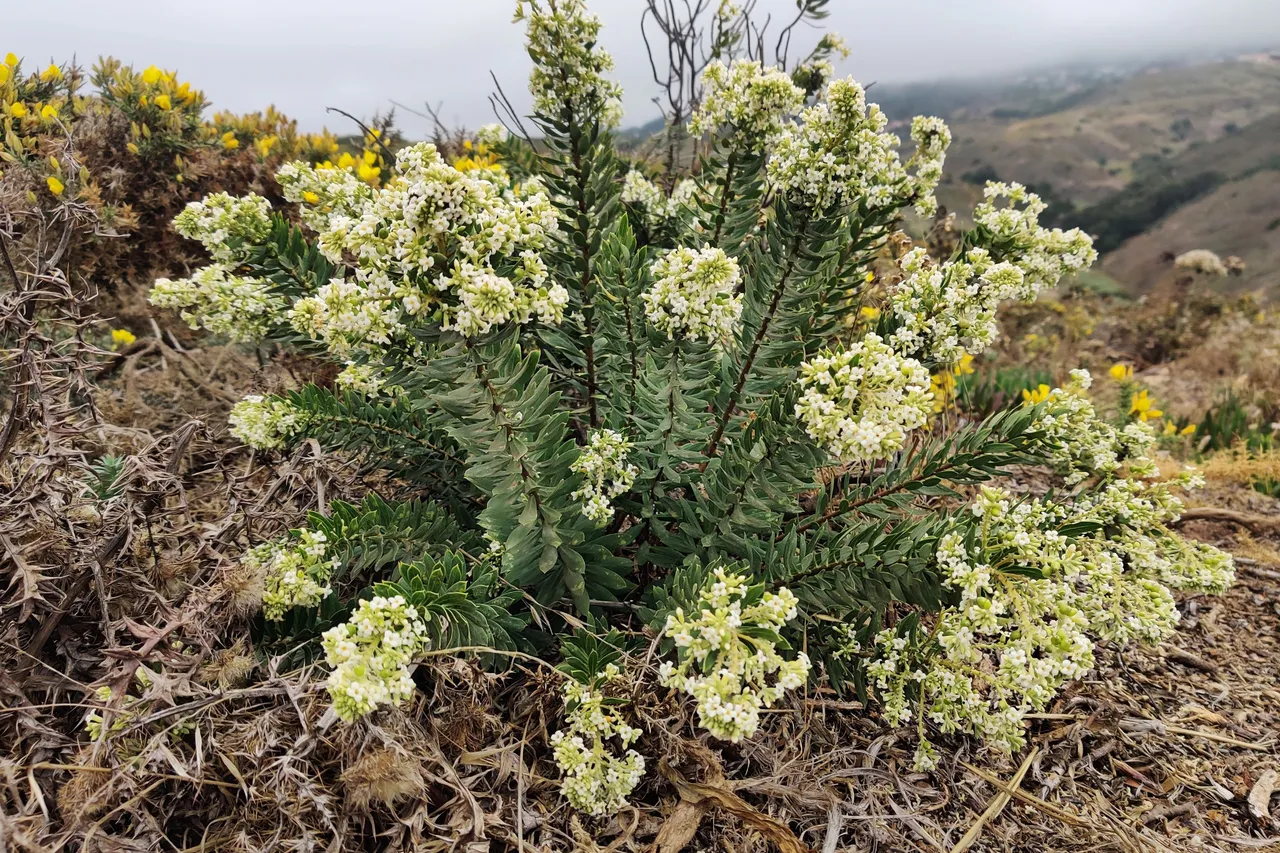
[13,1,1280,137]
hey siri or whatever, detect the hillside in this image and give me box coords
[878,54,1280,297]
[908,56,1280,205]
[1102,169,1280,295]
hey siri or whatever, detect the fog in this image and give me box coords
[10,0,1280,136]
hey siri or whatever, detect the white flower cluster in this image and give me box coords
[906,116,952,217]
[972,182,1097,294]
[227,395,305,450]
[1032,370,1158,485]
[281,143,564,354]
[643,245,743,346]
[517,0,623,127]
[322,595,429,721]
[570,429,638,525]
[171,192,272,261]
[767,78,945,213]
[688,59,805,146]
[795,334,933,464]
[1174,249,1228,277]
[476,122,507,148]
[659,568,810,742]
[621,171,700,231]
[887,247,1027,363]
[276,160,377,233]
[869,480,1234,764]
[242,530,338,621]
[550,669,646,816]
[150,264,286,343]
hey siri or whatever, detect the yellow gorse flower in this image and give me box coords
[4,53,17,68]
[141,65,162,85]
[255,134,279,157]
[302,190,320,204]
[0,65,10,86]
[220,130,240,150]
[9,102,28,118]
[111,328,137,349]
[337,151,355,169]
[1022,384,1051,405]
[40,103,58,121]
[46,175,64,196]
[860,306,880,322]
[154,93,172,110]
[952,353,975,376]
[1109,363,1133,382]
[40,63,62,82]
[1180,424,1196,436]
[1129,389,1162,422]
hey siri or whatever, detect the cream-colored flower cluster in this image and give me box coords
[767,78,948,213]
[276,159,377,233]
[150,264,286,343]
[570,429,638,525]
[972,182,1096,295]
[869,477,1233,765]
[322,595,429,721]
[621,171,700,231]
[688,59,805,146]
[1174,249,1228,277]
[243,529,338,621]
[888,247,1026,363]
[659,568,810,742]
[550,668,646,816]
[282,143,564,354]
[906,115,952,217]
[643,245,743,346]
[795,334,933,464]
[516,0,623,127]
[1032,369,1158,485]
[227,395,305,450]
[172,192,272,261]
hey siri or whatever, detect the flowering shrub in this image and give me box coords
[146,0,1233,816]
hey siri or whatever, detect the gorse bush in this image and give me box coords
[149,0,1234,814]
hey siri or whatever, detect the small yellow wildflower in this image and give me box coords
[357,162,380,183]
[46,175,64,196]
[1109,363,1133,382]
[4,53,17,67]
[255,135,278,157]
[463,139,473,150]
[337,151,355,169]
[126,142,139,154]
[860,306,881,322]
[220,130,239,150]
[141,65,162,85]
[1022,384,1051,405]
[40,63,62,82]
[138,94,148,107]
[154,94,172,111]
[9,102,28,119]
[111,328,137,349]
[1129,389,1162,422]
[952,353,975,376]
[40,103,58,121]
[1180,424,1196,436]
[0,65,9,86]
[1163,420,1177,437]
[302,190,320,204]
[864,271,875,283]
